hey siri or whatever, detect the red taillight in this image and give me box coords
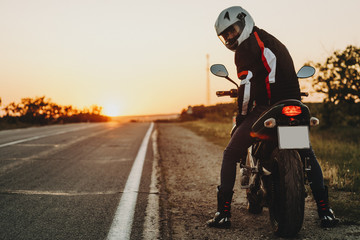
[282,106,302,116]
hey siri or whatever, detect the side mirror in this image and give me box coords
[297,66,315,78]
[210,64,229,78]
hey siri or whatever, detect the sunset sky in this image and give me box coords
[1,0,359,116]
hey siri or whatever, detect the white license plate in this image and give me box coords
[278,126,310,149]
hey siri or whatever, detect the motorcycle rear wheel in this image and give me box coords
[269,148,305,237]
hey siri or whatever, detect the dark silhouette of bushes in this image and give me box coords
[0,96,108,129]
[180,102,237,122]
[312,45,360,127]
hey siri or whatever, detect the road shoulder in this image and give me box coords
[157,122,360,240]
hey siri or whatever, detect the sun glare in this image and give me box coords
[103,103,122,117]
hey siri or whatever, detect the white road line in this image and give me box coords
[0,124,98,148]
[0,190,119,196]
[0,126,115,175]
[0,135,46,148]
[107,122,154,240]
[143,129,160,240]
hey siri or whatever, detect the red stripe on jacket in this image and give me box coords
[254,31,271,100]
[238,70,248,79]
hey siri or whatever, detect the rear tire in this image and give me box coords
[269,148,305,237]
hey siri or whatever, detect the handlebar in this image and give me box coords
[216,89,238,98]
[216,89,307,98]
[216,91,231,96]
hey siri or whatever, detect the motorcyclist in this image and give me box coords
[207,6,339,229]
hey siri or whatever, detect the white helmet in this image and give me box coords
[215,6,255,51]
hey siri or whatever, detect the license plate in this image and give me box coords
[278,126,310,149]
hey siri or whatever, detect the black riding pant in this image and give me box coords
[219,106,325,193]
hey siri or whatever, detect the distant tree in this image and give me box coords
[312,45,360,126]
[180,102,237,122]
[16,97,49,123]
[1,96,108,126]
[313,45,360,104]
[3,102,19,116]
[63,105,75,117]
[90,105,103,115]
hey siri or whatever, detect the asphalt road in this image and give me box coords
[0,122,156,240]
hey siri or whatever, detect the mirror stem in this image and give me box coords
[225,76,239,88]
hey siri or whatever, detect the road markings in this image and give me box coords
[0,127,115,175]
[0,135,50,148]
[0,190,119,196]
[107,122,154,240]
[0,124,98,148]
[143,129,160,240]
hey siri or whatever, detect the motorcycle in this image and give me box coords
[210,64,319,237]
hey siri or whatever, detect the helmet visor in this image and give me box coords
[218,21,243,50]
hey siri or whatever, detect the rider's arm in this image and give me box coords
[235,33,269,120]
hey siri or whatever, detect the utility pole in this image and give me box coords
[206,54,210,105]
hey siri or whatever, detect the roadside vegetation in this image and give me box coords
[178,45,360,223]
[0,96,108,130]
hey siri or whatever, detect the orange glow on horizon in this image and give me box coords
[103,103,123,117]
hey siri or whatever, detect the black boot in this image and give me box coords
[207,186,233,229]
[313,186,339,228]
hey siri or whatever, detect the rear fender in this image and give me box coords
[251,100,310,139]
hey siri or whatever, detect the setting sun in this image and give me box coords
[103,103,123,117]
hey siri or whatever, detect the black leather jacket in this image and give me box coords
[235,26,301,122]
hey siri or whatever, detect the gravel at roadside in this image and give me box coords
[156,123,360,240]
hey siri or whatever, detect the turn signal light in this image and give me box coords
[264,118,276,128]
[310,117,320,127]
[282,106,302,116]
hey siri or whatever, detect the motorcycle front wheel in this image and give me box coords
[269,148,305,237]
